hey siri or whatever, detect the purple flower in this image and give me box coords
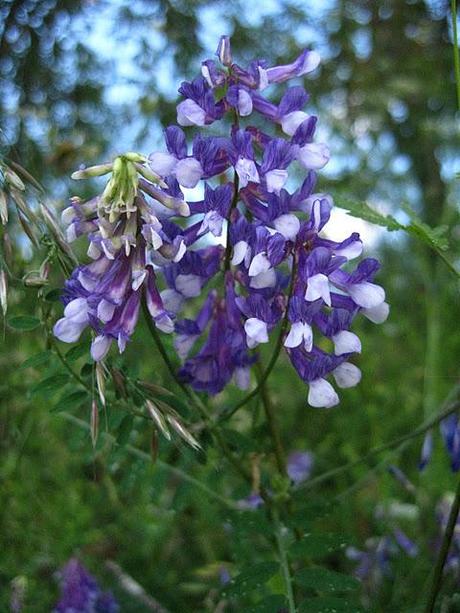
[420,413,460,473]
[54,558,118,613]
[287,451,314,484]
[54,36,388,409]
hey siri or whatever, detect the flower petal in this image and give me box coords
[308,378,339,408]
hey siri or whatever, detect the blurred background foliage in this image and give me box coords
[1,0,460,611]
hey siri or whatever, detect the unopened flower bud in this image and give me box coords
[124,152,147,163]
[216,35,232,66]
[134,163,167,188]
[71,162,114,180]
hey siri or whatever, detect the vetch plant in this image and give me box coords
[3,29,459,613]
[53,36,388,409]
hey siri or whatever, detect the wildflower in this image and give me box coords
[287,450,314,484]
[419,413,460,473]
[54,37,388,409]
[54,558,118,613]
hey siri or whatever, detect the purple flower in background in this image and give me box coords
[347,530,418,597]
[54,36,388,409]
[54,558,118,613]
[287,451,314,484]
[419,413,460,473]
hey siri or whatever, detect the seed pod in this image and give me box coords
[150,429,159,464]
[12,189,39,224]
[0,189,8,225]
[166,414,202,451]
[0,269,7,316]
[111,367,127,399]
[9,160,43,191]
[17,211,39,247]
[96,362,106,407]
[2,232,12,263]
[137,380,175,397]
[5,167,25,191]
[23,273,48,287]
[90,399,99,448]
[145,399,171,441]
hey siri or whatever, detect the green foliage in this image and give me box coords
[1,1,459,612]
[8,315,41,331]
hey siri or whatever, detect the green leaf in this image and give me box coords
[222,428,257,453]
[246,595,288,612]
[32,374,71,395]
[295,568,360,594]
[335,197,450,253]
[51,390,89,413]
[44,288,62,302]
[225,508,273,539]
[290,533,350,559]
[80,363,93,377]
[222,562,279,598]
[287,497,333,529]
[117,415,134,445]
[19,351,53,370]
[402,204,449,251]
[66,342,90,362]
[299,596,364,612]
[8,315,41,331]
[334,196,402,231]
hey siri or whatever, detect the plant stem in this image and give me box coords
[49,333,92,392]
[142,296,253,485]
[223,172,239,271]
[141,298,191,399]
[424,475,460,612]
[452,0,460,110]
[60,412,239,510]
[273,508,296,613]
[257,362,286,475]
[297,386,460,492]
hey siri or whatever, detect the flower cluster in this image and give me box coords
[54,36,388,408]
[419,412,460,473]
[54,558,118,613]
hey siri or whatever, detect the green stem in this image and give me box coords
[424,475,460,612]
[297,386,460,492]
[142,296,253,485]
[452,0,460,110]
[223,172,240,272]
[257,362,286,475]
[142,297,191,399]
[49,334,92,392]
[273,508,296,613]
[60,412,239,510]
